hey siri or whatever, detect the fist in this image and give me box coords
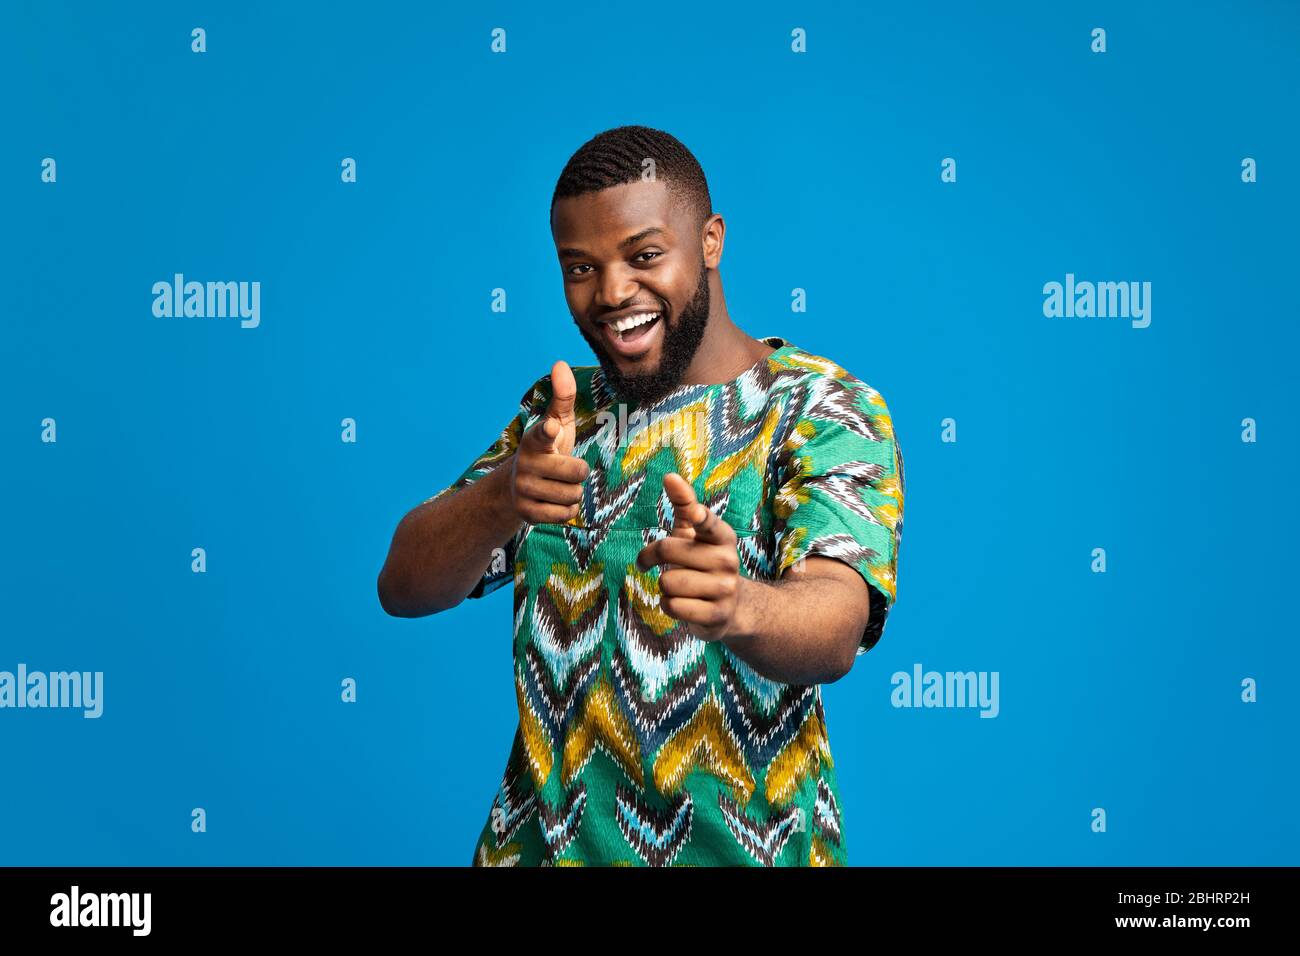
[508,360,590,525]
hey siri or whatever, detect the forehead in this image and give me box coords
[551,179,688,251]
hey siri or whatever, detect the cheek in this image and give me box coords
[648,277,685,311]
[564,288,591,322]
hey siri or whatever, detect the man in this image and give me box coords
[377,125,905,866]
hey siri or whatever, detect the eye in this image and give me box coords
[566,264,593,276]
[634,251,662,264]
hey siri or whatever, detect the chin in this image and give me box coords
[613,351,661,373]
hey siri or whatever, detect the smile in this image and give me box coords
[600,311,663,357]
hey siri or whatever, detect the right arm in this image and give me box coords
[376,359,588,619]
[377,462,522,617]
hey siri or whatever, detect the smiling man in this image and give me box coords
[377,125,905,866]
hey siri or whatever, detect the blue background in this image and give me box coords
[2,1,1296,865]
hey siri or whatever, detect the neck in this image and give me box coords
[680,307,775,386]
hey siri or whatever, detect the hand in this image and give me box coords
[507,360,590,524]
[635,472,745,642]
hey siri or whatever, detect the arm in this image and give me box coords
[636,474,872,687]
[377,359,588,619]
[722,557,871,686]
[377,462,522,618]
[640,378,903,682]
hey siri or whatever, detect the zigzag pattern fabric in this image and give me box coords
[428,336,905,865]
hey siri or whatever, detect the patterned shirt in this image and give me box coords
[427,335,905,866]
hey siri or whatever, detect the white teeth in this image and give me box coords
[611,312,659,334]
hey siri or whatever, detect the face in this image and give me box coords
[553,179,713,407]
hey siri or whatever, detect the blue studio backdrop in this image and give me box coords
[2,1,1296,865]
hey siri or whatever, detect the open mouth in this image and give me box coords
[600,311,663,358]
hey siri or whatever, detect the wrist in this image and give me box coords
[486,457,522,529]
[721,576,764,651]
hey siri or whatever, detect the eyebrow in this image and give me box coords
[558,227,667,259]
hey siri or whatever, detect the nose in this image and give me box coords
[594,264,641,313]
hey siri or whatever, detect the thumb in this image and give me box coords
[541,359,577,451]
[546,360,577,421]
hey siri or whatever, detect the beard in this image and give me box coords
[575,257,711,408]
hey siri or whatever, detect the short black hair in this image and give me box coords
[551,125,713,235]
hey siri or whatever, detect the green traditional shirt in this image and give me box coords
[428,335,905,866]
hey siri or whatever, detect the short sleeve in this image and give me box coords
[772,378,905,655]
[423,379,545,599]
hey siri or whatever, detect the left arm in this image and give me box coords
[724,558,870,686]
[637,473,870,687]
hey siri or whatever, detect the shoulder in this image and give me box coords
[769,344,896,444]
[514,363,605,414]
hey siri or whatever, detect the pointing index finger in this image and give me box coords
[663,472,731,544]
